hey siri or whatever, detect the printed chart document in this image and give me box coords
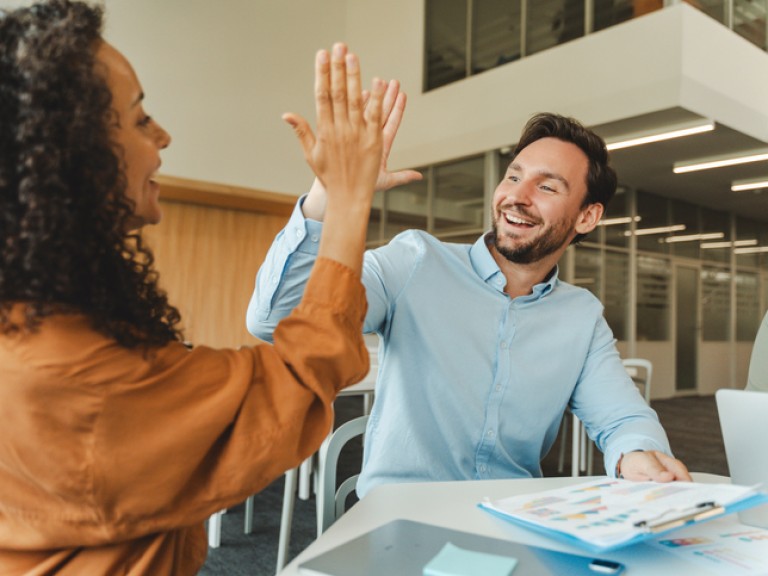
[479,478,768,552]
[649,520,768,575]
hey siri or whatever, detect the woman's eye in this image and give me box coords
[138,115,152,128]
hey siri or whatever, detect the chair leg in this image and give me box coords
[298,455,313,500]
[207,510,224,548]
[571,415,581,477]
[276,468,297,575]
[243,495,254,534]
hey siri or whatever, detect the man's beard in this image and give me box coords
[489,211,574,264]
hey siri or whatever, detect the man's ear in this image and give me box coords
[575,203,604,235]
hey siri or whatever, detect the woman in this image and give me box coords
[0,1,394,573]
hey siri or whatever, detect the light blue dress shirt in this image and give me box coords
[247,199,672,497]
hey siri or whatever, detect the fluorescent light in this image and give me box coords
[731,177,768,192]
[606,120,715,151]
[674,149,768,174]
[660,232,724,244]
[734,246,768,254]
[701,239,758,249]
[623,224,686,237]
[597,216,642,226]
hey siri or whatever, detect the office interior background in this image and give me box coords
[52,0,768,400]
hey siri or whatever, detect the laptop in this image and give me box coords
[715,388,768,528]
[298,519,625,576]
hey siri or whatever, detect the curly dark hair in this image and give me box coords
[0,0,182,348]
[514,113,618,244]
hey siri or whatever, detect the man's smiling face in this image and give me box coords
[490,137,593,265]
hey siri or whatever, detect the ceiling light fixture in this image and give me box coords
[731,177,768,192]
[606,120,715,151]
[597,216,642,226]
[673,149,768,174]
[623,224,686,237]
[734,246,768,255]
[701,239,758,249]
[660,232,724,244]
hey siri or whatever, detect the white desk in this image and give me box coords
[280,473,741,576]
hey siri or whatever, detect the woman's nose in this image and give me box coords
[154,121,171,149]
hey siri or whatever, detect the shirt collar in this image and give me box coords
[470,232,559,299]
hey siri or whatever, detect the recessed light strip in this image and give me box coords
[623,224,686,237]
[606,121,715,151]
[731,178,768,192]
[701,239,758,249]
[734,246,768,255]
[660,232,724,244]
[674,150,768,174]
[597,216,642,226]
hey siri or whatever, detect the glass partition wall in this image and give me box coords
[367,151,768,398]
[425,0,768,91]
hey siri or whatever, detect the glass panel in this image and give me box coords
[433,156,485,238]
[734,0,767,49]
[593,0,633,32]
[525,0,568,56]
[701,266,730,341]
[383,171,429,239]
[558,0,585,44]
[471,0,522,75]
[668,199,700,260]
[602,186,630,248]
[574,245,602,299]
[761,226,768,271]
[695,0,729,25]
[425,0,468,91]
[675,265,699,391]
[700,207,731,264]
[635,191,670,254]
[763,273,768,315]
[636,254,670,341]
[737,270,760,341]
[604,250,629,339]
[736,217,761,268]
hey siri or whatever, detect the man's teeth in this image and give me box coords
[504,213,534,226]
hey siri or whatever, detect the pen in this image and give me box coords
[633,501,724,533]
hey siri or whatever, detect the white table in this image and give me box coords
[280,473,742,576]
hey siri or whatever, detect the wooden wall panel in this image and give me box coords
[142,198,292,349]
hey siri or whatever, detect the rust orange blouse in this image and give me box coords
[0,258,368,575]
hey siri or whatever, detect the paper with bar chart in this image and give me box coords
[479,478,768,552]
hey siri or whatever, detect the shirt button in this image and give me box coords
[500,341,508,349]
[486,429,495,438]
[295,229,302,238]
[311,234,319,243]
[479,465,487,472]
[271,276,278,285]
[495,385,502,392]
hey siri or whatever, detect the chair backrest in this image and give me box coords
[317,414,369,534]
[622,358,653,404]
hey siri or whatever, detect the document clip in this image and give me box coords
[633,501,724,533]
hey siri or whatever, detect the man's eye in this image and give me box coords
[138,115,152,127]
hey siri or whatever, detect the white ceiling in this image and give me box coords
[592,107,768,224]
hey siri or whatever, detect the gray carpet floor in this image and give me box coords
[198,394,729,576]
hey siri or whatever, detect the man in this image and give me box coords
[248,111,691,497]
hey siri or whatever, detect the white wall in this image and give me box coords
[103,0,346,195]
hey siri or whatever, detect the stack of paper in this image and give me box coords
[479,478,768,552]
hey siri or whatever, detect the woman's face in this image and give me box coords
[96,42,171,229]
